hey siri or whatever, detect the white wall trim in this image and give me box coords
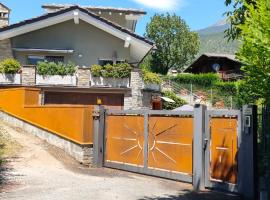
[73,11,79,24]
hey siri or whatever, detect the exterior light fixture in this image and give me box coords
[97,98,102,105]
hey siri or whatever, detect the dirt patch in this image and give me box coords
[0,125,22,158]
[0,123,23,193]
[46,142,134,178]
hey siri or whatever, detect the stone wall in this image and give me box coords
[127,68,161,110]
[0,39,13,61]
[124,91,133,110]
[129,68,144,109]
[21,66,36,86]
[76,67,90,87]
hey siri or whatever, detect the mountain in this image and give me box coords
[197,19,239,55]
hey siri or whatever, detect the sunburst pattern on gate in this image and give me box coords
[148,117,193,174]
[105,115,144,166]
[105,115,193,174]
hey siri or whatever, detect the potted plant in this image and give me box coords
[142,70,162,91]
[0,58,21,84]
[90,63,131,88]
[36,61,76,86]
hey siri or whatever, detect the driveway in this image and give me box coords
[0,121,241,200]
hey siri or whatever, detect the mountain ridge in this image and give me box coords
[196,19,239,55]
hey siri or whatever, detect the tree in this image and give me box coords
[236,0,270,103]
[145,13,199,75]
[225,0,256,40]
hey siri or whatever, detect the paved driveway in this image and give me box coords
[0,122,241,200]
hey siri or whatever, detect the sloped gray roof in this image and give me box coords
[42,4,146,15]
[202,53,239,62]
[0,6,153,46]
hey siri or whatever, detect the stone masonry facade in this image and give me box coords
[0,39,13,61]
[124,68,161,110]
[21,66,36,86]
[129,68,144,109]
[77,67,91,87]
[0,3,10,28]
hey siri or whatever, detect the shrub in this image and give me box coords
[143,71,162,84]
[91,64,103,77]
[162,90,187,110]
[91,63,132,78]
[213,81,237,96]
[113,63,132,78]
[171,73,220,87]
[37,61,76,76]
[102,64,114,78]
[0,58,21,74]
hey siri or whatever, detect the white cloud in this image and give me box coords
[132,0,184,11]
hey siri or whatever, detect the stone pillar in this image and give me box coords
[76,67,90,87]
[21,65,36,86]
[130,68,144,109]
[124,91,133,110]
[0,39,13,61]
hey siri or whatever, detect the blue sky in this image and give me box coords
[2,0,230,35]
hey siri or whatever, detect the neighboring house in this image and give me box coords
[0,3,160,110]
[185,53,243,81]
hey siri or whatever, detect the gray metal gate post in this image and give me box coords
[92,105,105,168]
[193,104,207,191]
[238,105,257,200]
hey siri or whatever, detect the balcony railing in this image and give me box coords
[218,69,243,81]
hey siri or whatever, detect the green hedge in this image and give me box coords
[162,90,187,110]
[213,81,238,95]
[37,61,76,76]
[91,63,132,78]
[170,73,220,87]
[142,70,162,84]
[0,58,21,74]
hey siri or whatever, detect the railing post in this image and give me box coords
[193,104,207,191]
[92,105,105,168]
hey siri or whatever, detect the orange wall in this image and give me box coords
[0,88,93,145]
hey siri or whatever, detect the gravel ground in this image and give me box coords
[0,121,241,200]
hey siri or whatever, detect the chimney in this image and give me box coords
[0,3,10,28]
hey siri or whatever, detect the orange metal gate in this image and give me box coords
[210,117,238,184]
[205,110,241,193]
[148,116,193,175]
[104,110,194,182]
[105,115,144,166]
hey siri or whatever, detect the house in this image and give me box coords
[185,53,243,81]
[0,3,160,110]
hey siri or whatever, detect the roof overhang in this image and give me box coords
[0,6,153,63]
[13,48,74,54]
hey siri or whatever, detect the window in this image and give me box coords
[27,55,64,65]
[98,59,125,66]
[27,55,45,65]
[98,59,113,66]
[45,56,64,63]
